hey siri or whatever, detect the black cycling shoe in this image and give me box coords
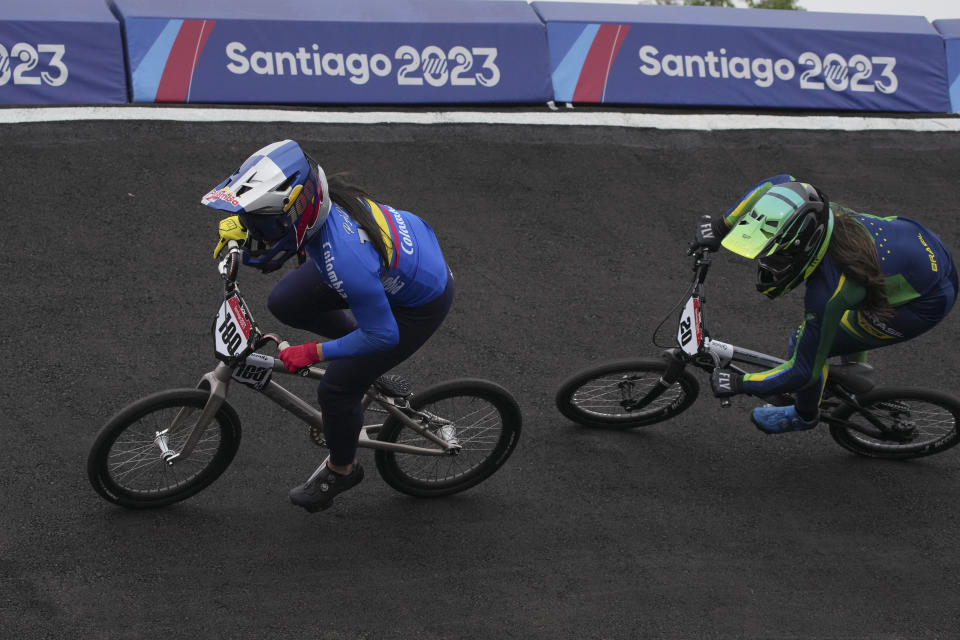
[289,463,364,513]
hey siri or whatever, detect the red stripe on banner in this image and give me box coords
[573,24,631,103]
[155,20,215,103]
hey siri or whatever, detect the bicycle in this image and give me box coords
[87,242,522,509]
[555,246,960,460]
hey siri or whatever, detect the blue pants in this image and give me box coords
[267,260,455,465]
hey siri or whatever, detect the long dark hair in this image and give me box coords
[326,173,391,268]
[828,206,894,320]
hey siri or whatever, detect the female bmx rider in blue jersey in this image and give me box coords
[692,175,958,434]
[202,139,453,513]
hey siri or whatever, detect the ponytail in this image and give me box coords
[828,208,894,320]
[326,173,391,268]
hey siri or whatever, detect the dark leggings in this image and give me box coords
[267,261,454,465]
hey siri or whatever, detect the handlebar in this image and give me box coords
[219,240,242,286]
[272,338,313,377]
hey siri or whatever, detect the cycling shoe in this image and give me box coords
[751,405,819,435]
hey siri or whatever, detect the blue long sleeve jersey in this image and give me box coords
[303,200,449,360]
[738,211,956,396]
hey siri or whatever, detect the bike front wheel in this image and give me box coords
[555,357,700,429]
[375,379,521,498]
[87,389,242,508]
[828,386,960,459]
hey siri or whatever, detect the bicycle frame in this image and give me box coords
[630,249,886,434]
[681,251,787,371]
[621,250,786,413]
[162,361,458,465]
[162,243,460,465]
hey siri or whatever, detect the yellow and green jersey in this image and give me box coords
[741,213,957,396]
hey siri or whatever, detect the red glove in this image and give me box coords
[278,341,321,373]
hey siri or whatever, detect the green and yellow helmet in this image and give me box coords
[721,181,833,298]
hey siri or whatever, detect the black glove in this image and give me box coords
[691,215,727,252]
[711,368,743,398]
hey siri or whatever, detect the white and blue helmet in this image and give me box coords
[201,139,330,271]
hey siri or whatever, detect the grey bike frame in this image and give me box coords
[700,336,786,371]
[678,249,786,373]
[165,240,457,467]
[163,358,457,465]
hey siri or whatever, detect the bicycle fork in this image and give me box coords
[154,363,234,465]
[622,348,689,411]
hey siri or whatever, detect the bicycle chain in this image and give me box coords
[309,423,326,447]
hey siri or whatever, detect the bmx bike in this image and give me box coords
[88,243,522,508]
[555,247,960,460]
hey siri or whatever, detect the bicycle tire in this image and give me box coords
[555,357,700,429]
[87,388,242,508]
[374,378,521,498]
[828,386,960,460]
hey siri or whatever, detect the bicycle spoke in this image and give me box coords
[572,373,682,417]
[838,396,959,454]
[105,407,222,495]
[391,396,501,482]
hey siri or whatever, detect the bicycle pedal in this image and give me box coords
[374,374,412,398]
[309,423,327,447]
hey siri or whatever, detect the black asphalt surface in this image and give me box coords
[4,113,960,639]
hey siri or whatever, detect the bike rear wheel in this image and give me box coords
[375,379,521,498]
[555,357,699,429]
[87,389,242,508]
[828,386,960,459]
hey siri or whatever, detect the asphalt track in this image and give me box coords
[4,109,960,639]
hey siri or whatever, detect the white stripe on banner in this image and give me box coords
[1,106,960,131]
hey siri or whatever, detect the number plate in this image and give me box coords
[214,293,255,361]
[232,353,274,390]
[677,295,703,356]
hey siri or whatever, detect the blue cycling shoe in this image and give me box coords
[751,405,819,435]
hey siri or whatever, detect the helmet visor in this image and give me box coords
[721,186,807,259]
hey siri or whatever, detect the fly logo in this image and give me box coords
[715,371,734,393]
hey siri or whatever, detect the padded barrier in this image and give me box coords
[110,0,552,104]
[533,2,951,113]
[934,20,960,113]
[3,0,957,112]
[0,0,127,104]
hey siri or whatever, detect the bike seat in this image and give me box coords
[828,362,876,395]
[374,374,412,398]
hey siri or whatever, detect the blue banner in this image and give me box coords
[534,2,951,113]
[111,0,552,104]
[934,20,960,112]
[0,0,127,105]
